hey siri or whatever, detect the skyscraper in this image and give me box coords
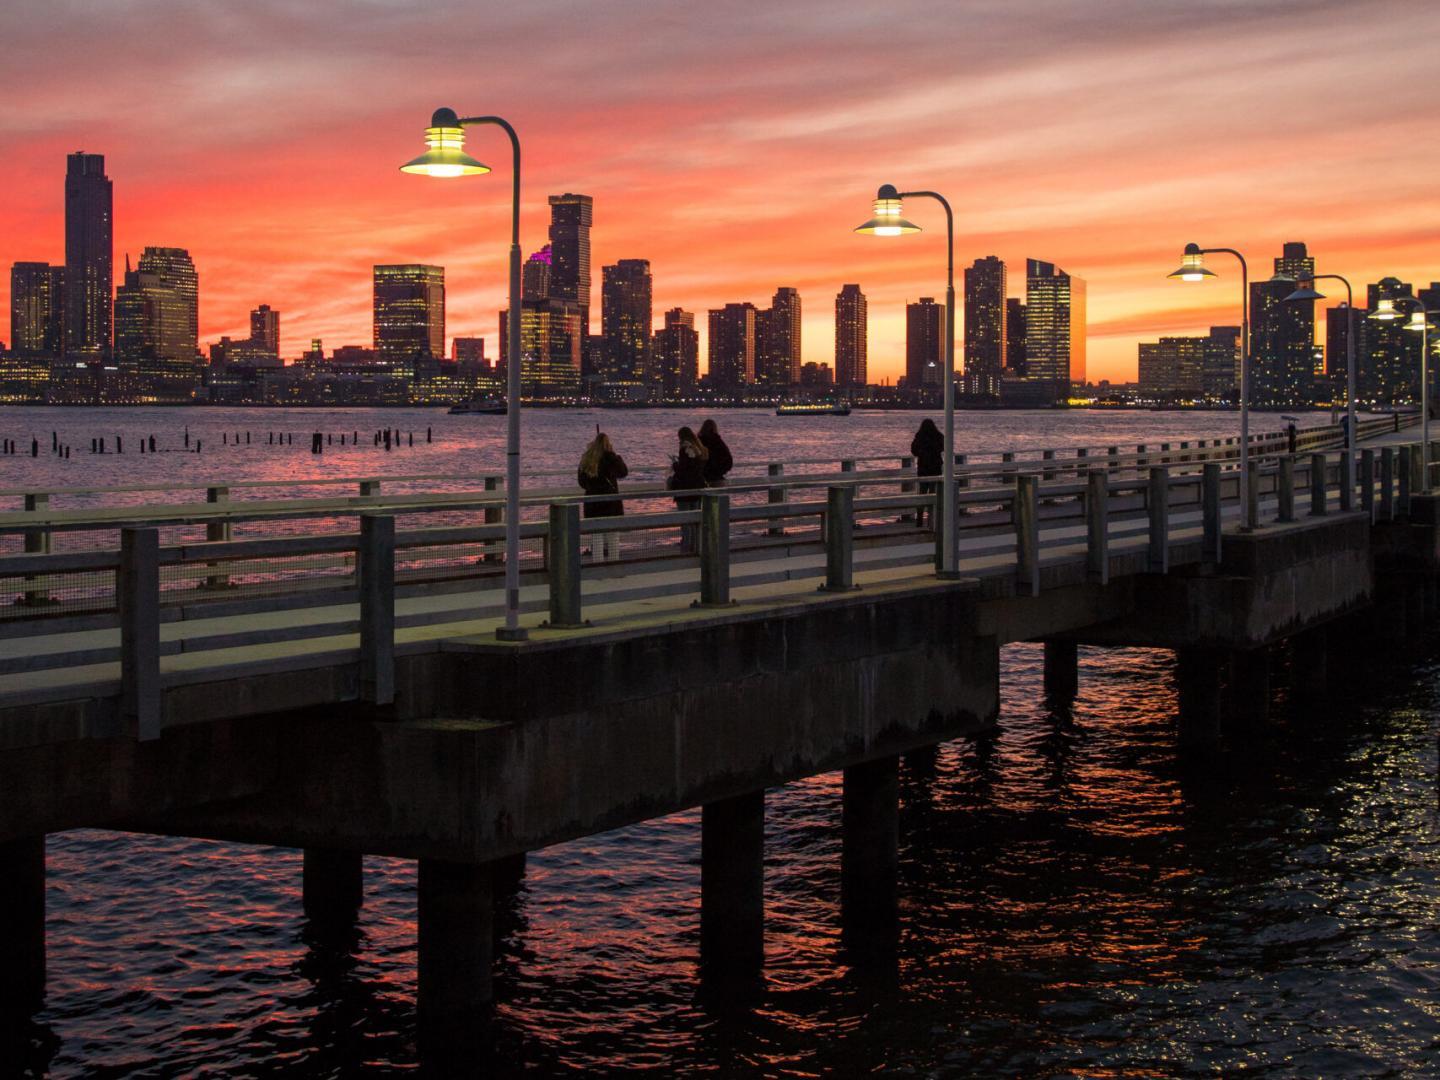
[757,287,801,387]
[1137,336,1206,399]
[653,308,699,396]
[9,262,65,355]
[1203,325,1241,401]
[115,255,199,399]
[373,264,445,364]
[137,247,198,356]
[1006,298,1027,375]
[250,304,280,357]
[963,256,1006,397]
[522,245,552,302]
[707,303,757,389]
[834,284,867,389]
[1324,304,1364,387]
[64,151,113,357]
[1024,259,1086,400]
[548,194,593,368]
[1363,277,1419,403]
[499,299,583,398]
[905,298,943,390]
[1250,242,1315,407]
[600,259,652,384]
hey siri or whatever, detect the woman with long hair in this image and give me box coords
[910,418,944,529]
[577,430,629,561]
[670,426,709,552]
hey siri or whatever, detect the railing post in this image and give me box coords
[22,493,50,606]
[359,513,395,707]
[1407,442,1424,511]
[1147,467,1169,573]
[205,485,232,589]
[1309,452,1327,516]
[1203,462,1222,563]
[898,456,915,522]
[545,502,584,627]
[1013,474,1039,597]
[821,485,857,592]
[1136,444,1148,470]
[358,480,381,497]
[482,475,502,561]
[1107,446,1120,474]
[1085,469,1108,585]
[767,463,785,536]
[119,527,161,741]
[1360,449,1375,521]
[955,453,969,514]
[1339,450,1354,513]
[1398,444,1413,518]
[1277,456,1296,523]
[1160,442,1171,465]
[696,492,730,607]
[1042,449,1056,482]
[840,459,856,474]
[1379,447,1395,522]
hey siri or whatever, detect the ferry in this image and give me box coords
[775,402,852,417]
[448,399,507,415]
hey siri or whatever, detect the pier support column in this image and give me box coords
[1176,648,1223,746]
[302,848,363,924]
[1043,640,1079,702]
[700,790,764,989]
[417,858,495,1056]
[1289,628,1329,704]
[841,756,899,939]
[0,836,45,1012]
[1225,648,1271,731]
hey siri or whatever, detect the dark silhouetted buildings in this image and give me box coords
[1006,298,1027,375]
[548,194,593,370]
[9,262,65,355]
[834,284,866,389]
[1364,277,1420,403]
[653,307,698,396]
[115,252,200,400]
[708,303,757,389]
[64,152,112,358]
[1204,325,1241,401]
[250,304,279,357]
[1250,242,1314,406]
[373,264,444,364]
[600,259,652,388]
[1024,259,1085,401]
[963,256,1006,398]
[905,297,943,391]
[757,287,801,387]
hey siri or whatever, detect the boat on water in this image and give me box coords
[775,402,852,416]
[448,400,507,415]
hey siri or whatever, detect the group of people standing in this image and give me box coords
[576,419,734,561]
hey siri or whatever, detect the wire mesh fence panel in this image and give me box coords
[0,568,116,619]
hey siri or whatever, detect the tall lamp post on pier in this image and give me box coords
[1168,243,1257,530]
[855,185,959,576]
[1369,296,1432,492]
[400,107,527,640]
[1284,274,1358,491]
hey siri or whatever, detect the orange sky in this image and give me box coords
[3,0,1439,384]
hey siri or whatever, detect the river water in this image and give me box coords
[4,407,1437,1077]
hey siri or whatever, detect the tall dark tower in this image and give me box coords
[834,284,867,388]
[600,259,652,383]
[1250,242,1316,406]
[137,247,199,358]
[963,256,1006,397]
[548,194,593,367]
[64,151,113,358]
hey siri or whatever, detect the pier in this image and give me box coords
[2,415,1437,1057]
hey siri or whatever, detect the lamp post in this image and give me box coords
[855,185,959,576]
[1168,243,1256,529]
[1369,296,1432,491]
[1284,274,1357,491]
[401,107,527,640]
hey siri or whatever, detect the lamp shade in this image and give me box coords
[1369,298,1399,321]
[1284,284,1327,303]
[1404,310,1430,332]
[854,184,920,236]
[400,108,489,178]
[1167,244,1215,282]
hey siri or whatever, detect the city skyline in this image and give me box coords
[3,2,1438,384]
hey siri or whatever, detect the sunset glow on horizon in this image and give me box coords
[4,0,1439,384]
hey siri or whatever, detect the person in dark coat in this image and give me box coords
[670,426,709,552]
[578,432,629,561]
[698,418,733,487]
[911,418,944,528]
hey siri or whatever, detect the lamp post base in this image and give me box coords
[495,626,529,642]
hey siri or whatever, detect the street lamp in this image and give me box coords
[855,184,959,576]
[401,107,527,641]
[1168,243,1256,529]
[1370,296,1432,491]
[1283,274,1358,494]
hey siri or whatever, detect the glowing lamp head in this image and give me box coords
[1167,243,1216,282]
[400,107,490,178]
[1369,298,1399,322]
[1404,310,1429,332]
[854,184,920,236]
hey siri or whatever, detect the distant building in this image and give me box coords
[707,303,757,389]
[451,336,487,365]
[1006,298,1027,375]
[64,152,113,358]
[522,245,552,302]
[653,307,698,396]
[250,304,280,356]
[1363,277,1420,403]
[373,264,444,364]
[600,259,652,384]
[9,262,65,355]
[137,247,198,356]
[834,284,867,388]
[1137,336,1206,399]
[548,194,593,372]
[1024,259,1085,401]
[800,361,834,387]
[757,287,801,387]
[1324,304,1364,389]
[1250,242,1315,406]
[499,299,583,398]
[114,254,199,400]
[905,297,943,389]
[1203,325,1241,400]
[963,256,1006,397]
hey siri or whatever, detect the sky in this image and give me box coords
[2,0,1439,384]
